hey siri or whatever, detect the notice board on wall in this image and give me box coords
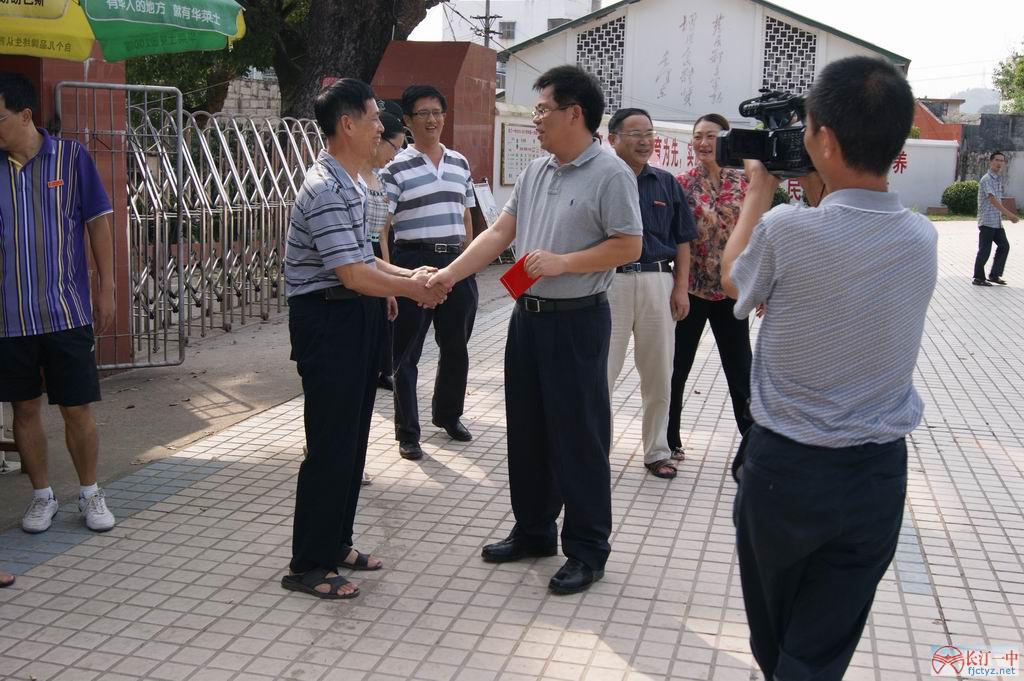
[500,123,546,186]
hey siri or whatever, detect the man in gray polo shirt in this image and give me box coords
[427,65,642,595]
[720,57,937,680]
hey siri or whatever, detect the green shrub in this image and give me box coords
[771,186,791,207]
[941,180,979,215]
[908,125,921,139]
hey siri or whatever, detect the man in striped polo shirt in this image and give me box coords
[282,79,447,599]
[380,85,478,461]
[0,72,116,534]
[721,57,938,681]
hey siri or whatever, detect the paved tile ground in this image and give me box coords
[1,221,1022,681]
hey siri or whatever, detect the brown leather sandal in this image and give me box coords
[645,460,677,479]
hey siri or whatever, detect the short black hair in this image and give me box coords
[380,111,405,142]
[0,72,39,113]
[608,108,652,133]
[694,113,730,131]
[314,78,375,138]
[805,56,914,176]
[401,85,447,116]
[990,151,1006,161]
[533,65,605,134]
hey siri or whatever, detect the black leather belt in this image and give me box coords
[292,286,360,302]
[616,260,672,273]
[517,292,607,313]
[395,241,461,254]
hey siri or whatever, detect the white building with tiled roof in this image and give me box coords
[498,0,910,125]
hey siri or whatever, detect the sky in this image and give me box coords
[409,0,1024,101]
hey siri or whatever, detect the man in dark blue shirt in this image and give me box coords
[607,108,697,479]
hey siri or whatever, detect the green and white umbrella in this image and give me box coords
[0,0,245,62]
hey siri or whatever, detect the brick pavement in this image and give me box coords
[0,221,1021,681]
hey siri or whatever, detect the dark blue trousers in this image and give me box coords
[504,301,613,570]
[974,225,1009,280]
[288,294,383,573]
[391,247,478,442]
[734,424,907,681]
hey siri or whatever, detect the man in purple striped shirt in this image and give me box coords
[0,72,116,534]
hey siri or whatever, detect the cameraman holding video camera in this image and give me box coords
[720,56,938,681]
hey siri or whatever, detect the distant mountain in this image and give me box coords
[950,88,1002,114]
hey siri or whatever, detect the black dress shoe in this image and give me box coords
[972,278,993,287]
[432,419,472,442]
[377,374,394,390]
[988,276,1008,285]
[481,537,557,563]
[399,441,423,460]
[549,558,603,595]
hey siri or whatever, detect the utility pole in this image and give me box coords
[471,0,501,48]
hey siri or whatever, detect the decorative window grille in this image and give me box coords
[499,21,516,41]
[575,16,625,110]
[761,16,817,94]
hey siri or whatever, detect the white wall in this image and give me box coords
[886,139,959,211]
[503,0,903,127]
[491,102,696,209]
[491,104,958,217]
[1004,153,1024,205]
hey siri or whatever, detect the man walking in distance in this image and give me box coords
[720,56,937,680]
[380,85,478,461]
[427,65,643,594]
[0,72,116,533]
[281,79,446,599]
[973,151,1018,286]
[606,107,697,480]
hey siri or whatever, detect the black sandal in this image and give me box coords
[670,447,685,461]
[340,548,383,571]
[281,567,359,599]
[645,460,677,479]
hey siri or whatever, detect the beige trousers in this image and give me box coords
[607,272,675,465]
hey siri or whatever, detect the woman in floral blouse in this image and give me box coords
[667,113,754,459]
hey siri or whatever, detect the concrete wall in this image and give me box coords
[502,0,896,125]
[958,114,1024,204]
[490,104,958,214]
[221,76,281,118]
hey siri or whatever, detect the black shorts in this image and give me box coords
[0,325,101,406]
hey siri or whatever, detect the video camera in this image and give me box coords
[715,90,813,178]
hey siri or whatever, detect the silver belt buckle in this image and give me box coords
[624,263,641,273]
[523,297,542,313]
[434,243,451,253]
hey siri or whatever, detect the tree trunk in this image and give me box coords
[275,0,441,118]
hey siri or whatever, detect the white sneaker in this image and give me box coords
[22,496,59,533]
[79,490,115,532]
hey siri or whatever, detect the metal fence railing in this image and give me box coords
[55,81,324,369]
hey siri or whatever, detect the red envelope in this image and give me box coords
[499,254,541,299]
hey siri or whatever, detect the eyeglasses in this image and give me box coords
[617,130,655,139]
[383,138,400,152]
[532,103,578,119]
[0,113,13,124]
[410,110,445,120]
